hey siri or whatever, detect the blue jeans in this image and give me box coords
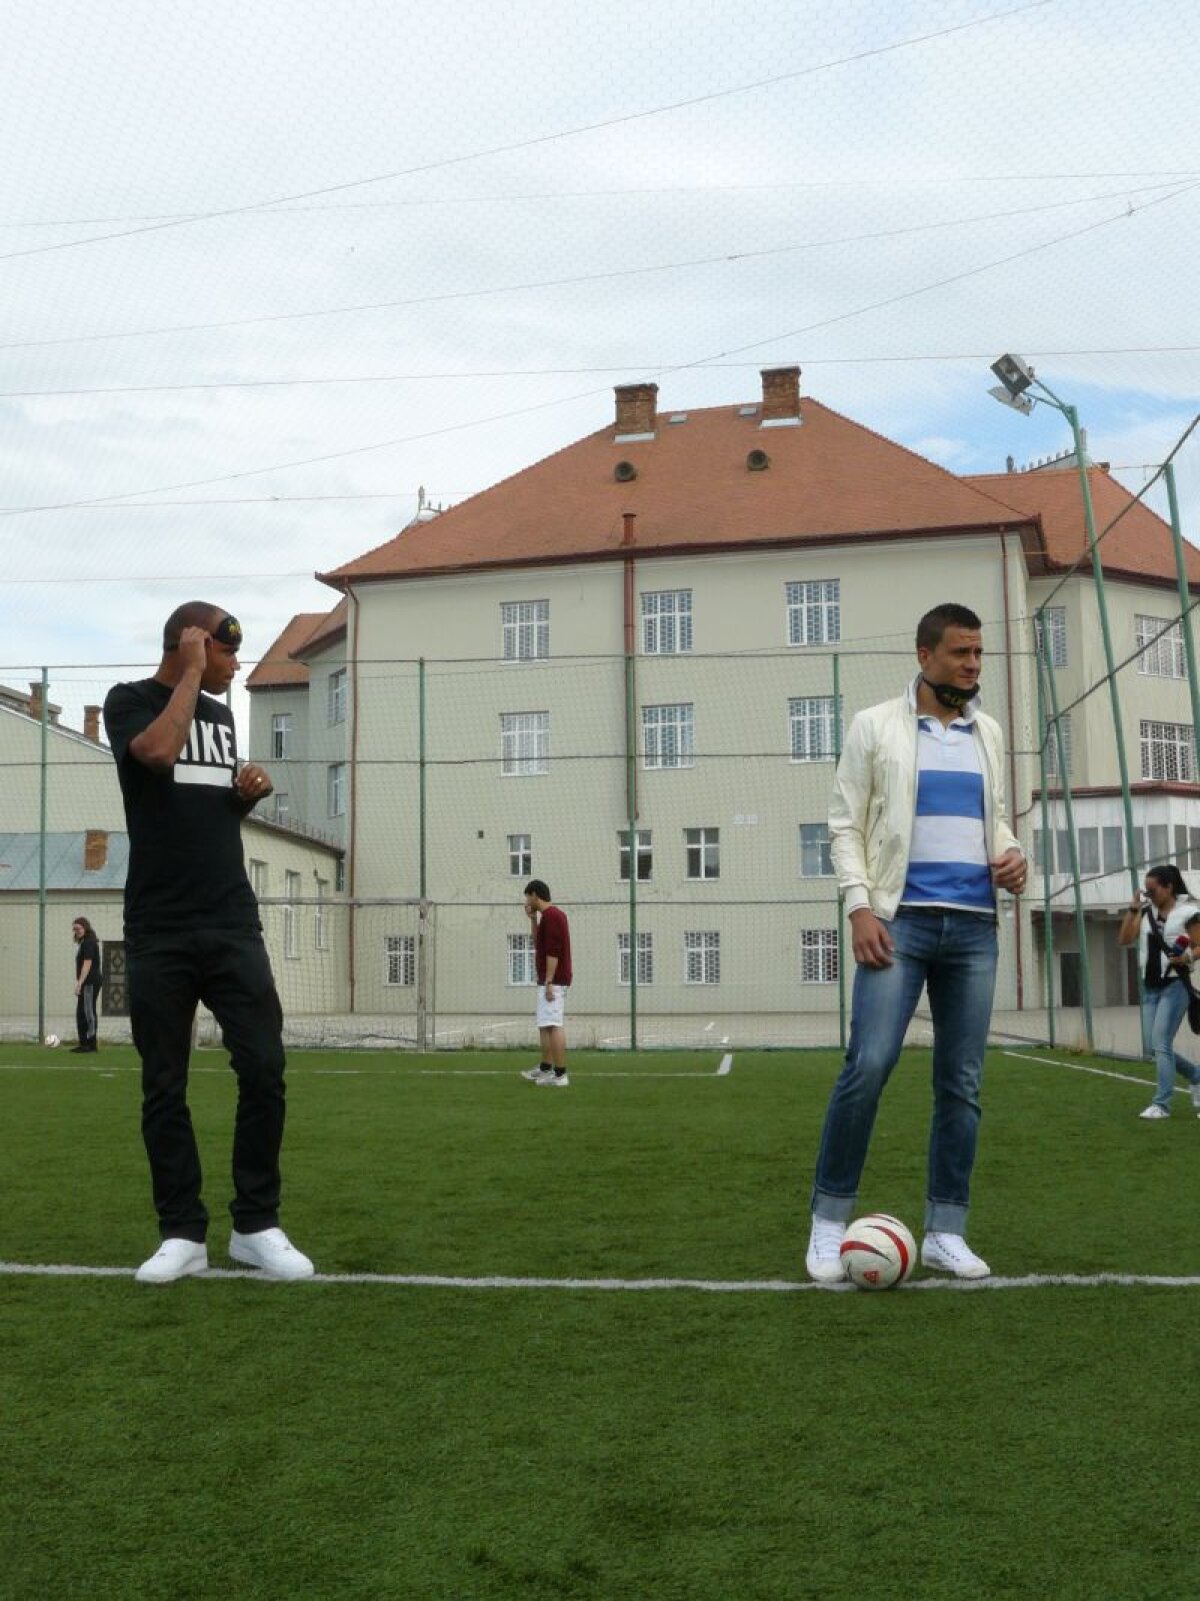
[1140,981,1200,1111]
[812,907,999,1234]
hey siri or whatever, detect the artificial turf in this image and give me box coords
[1,1042,1196,1599]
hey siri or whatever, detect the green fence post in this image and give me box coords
[832,652,846,1051]
[1034,622,1056,1046]
[1041,649,1094,1050]
[625,652,638,1052]
[37,667,49,1044]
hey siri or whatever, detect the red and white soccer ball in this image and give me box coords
[840,1213,916,1290]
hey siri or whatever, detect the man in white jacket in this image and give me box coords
[807,603,1026,1283]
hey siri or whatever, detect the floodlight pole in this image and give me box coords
[1040,647,1095,1050]
[1029,375,1140,897]
[1034,639,1057,1045]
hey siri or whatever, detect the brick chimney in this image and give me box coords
[84,830,109,872]
[83,705,102,743]
[28,681,44,723]
[614,383,658,440]
[760,366,802,427]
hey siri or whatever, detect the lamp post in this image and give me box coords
[988,355,1140,900]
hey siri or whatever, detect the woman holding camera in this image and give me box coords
[1118,864,1200,1119]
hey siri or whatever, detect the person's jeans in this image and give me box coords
[1140,981,1200,1111]
[812,907,999,1234]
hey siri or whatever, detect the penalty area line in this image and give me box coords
[2,1261,1198,1292]
[1001,1048,1173,1095]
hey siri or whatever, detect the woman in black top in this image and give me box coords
[71,916,103,1053]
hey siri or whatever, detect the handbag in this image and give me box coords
[1145,909,1200,1031]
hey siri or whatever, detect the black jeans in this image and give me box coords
[127,927,287,1242]
[75,981,101,1046]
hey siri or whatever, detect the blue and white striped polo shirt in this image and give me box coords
[900,705,996,914]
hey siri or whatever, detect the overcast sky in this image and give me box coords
[3,0,1199,732]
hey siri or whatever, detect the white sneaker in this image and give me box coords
[135,1238,208,1284]
[521,1067,556,1084]
[1139,1104,1171,1120]
[229,1227,314,1280]
[921,1232,990,1279]
[805,1217,847,1284]
[1191,1082,1200,1114]
[538,1071,569,1087]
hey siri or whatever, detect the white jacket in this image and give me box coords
[829,681,1022,920]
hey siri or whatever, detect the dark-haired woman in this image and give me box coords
[1118,865,1200,1119]
[71,917,103,1053]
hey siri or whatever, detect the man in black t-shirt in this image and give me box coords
[104,600,314,1285]
[71,916,103,1053]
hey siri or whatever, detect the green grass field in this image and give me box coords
[1,1040,1197,1600]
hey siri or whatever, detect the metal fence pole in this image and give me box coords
[37,667,49,1044]
[1034,627,1057,1046]
[1041,648,1094,1050]
[625,652,638,1051]
[833,652,847,1051]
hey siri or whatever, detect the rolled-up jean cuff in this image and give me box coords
[811,1189,858,1224]
[925,1201,968,1233]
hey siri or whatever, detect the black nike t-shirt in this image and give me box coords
[103,678,260,935]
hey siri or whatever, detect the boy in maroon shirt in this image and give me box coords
[519,880,572,1087]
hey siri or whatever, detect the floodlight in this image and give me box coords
[990,353,1035,397]
[988,384,1035,416]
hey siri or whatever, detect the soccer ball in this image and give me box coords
[44,1033,60,1048]
[840,1213,916,1290]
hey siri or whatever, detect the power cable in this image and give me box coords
[5,187,1194,521]
[0,1,1054,266]
[3,180,1175,355]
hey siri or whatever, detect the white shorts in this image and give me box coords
[535,985,568,1028]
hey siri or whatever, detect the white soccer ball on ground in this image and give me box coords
[44,1033,61,1048]
[839,1213,916,1290]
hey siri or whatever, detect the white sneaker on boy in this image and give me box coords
[920,1232,990,1279]
[805,1217,847,1284]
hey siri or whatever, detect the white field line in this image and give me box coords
[1,1260,1198,1292]
[1001,1049,1185,1097]
[0,1054,733,1080]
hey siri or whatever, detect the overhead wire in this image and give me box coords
[0,0,1054,266]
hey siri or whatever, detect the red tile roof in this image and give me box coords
[319,398,1034,586]
[966,468,1200,589]
[245,612,327,690]
[300,597,349,656]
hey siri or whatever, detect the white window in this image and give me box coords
[789,697,839,763]
[328,763,347,817]
[314,878,329,951]
[618,931,654,986]
[1044,713,1072,780]
[1034,606,1067,669]
[328,668,348,725]
[1078,827,1100,876]
[385,934,415,987]
[1102,827,1125,874]
[502,600,549,662]
[501,712,549,777]
[507,932,536,986]
[271,712,292,760]
[283,871,301,960]
[643,703,694,770]
[800,929,839,985]
[274,792,290,825]
[249,859,267,897]
[1141,720,1195,782]
[786,580,840,646]
[619,830,653,882]
[799,823,833,877]
[684,930,720,985]
[508,834,532,877]
[685,827,719,880]
[1136,615,1186,679]
[642,590,693,655]
[335,858,346,893]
